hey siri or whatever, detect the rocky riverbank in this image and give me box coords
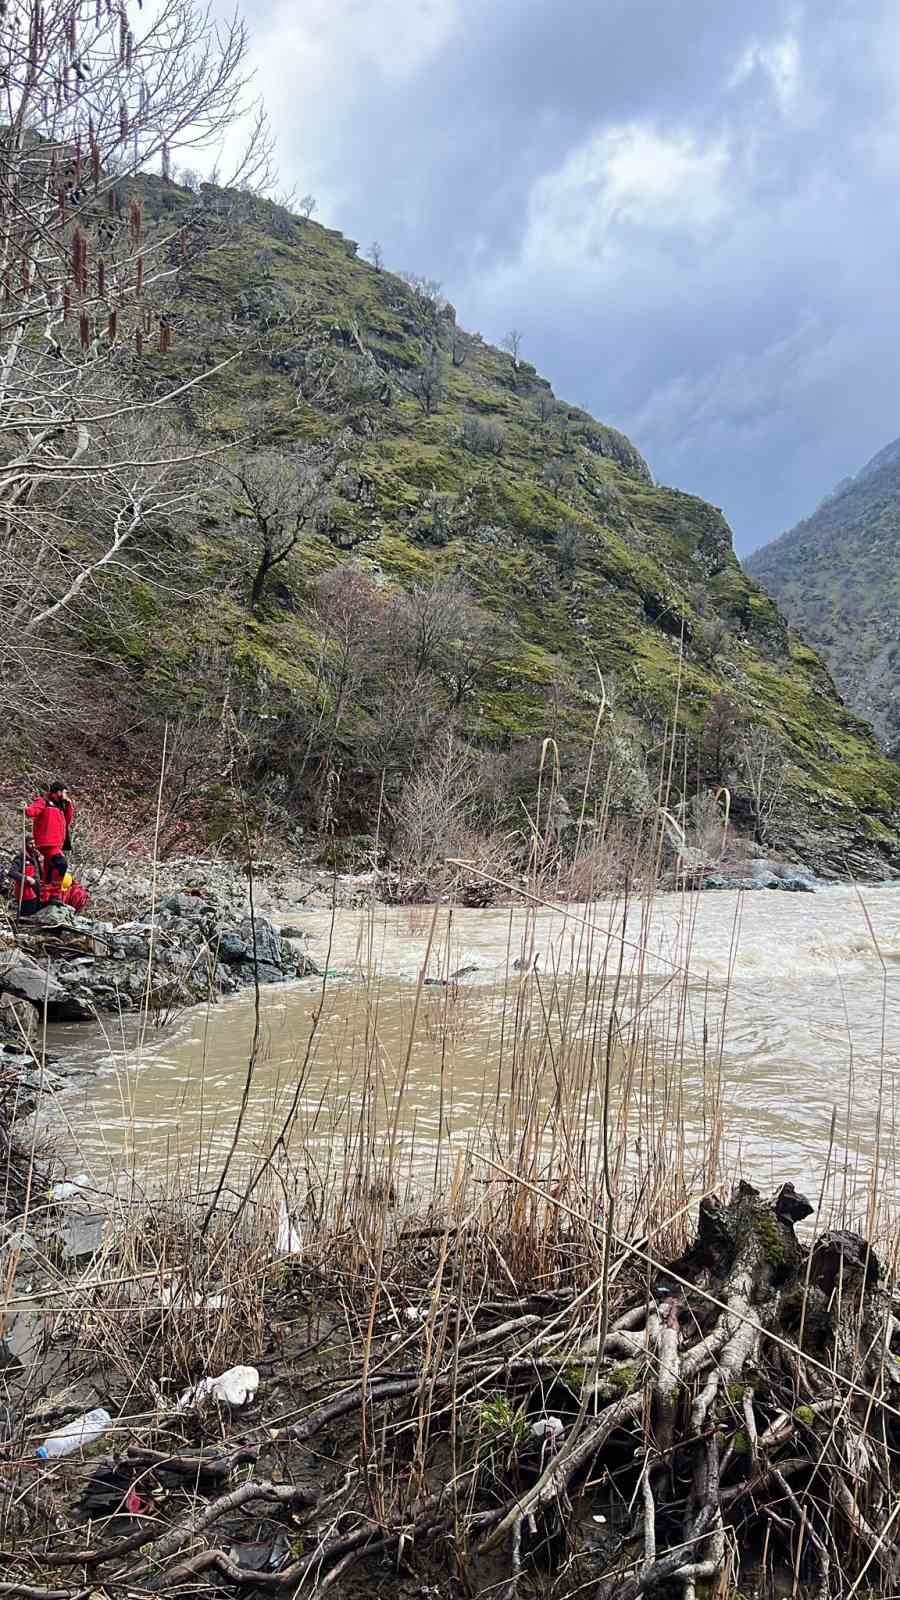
[0,856,359,1052]
[675,854,821,892]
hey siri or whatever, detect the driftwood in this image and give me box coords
[5,1181,900,1598]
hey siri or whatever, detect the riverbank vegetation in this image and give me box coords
[1,854,898,1599]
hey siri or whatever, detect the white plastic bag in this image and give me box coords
[178,1364,259,1410]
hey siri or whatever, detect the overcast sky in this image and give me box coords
[235,0,900,554]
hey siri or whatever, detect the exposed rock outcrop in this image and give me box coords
[0,885,318,1030]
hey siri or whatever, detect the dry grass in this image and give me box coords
[64,1177,283,1405]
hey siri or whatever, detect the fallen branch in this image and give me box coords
[125,1478,318,1578]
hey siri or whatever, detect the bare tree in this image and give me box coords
[311,567,390,772]
[553,522,588,578]
[0,399,214,729]
[392,733,481,881]
[702,692,743,783]
[298,193,317,220]
[399,272,447,319]
[737,724,788,842]
[443,606,517,709]
[403,344,446,416]
[459,415,505,455]
[233,450,332,613]
[367,240,384,271]
[396,577,476,678]
[542,458,575,493]
[0,0,271,711]
[502,328,524,368]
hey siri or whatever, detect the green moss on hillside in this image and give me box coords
[90,178,899,869]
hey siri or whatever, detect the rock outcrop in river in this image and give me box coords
[0,884,316,1034]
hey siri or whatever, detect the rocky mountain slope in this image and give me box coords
[32,179,900,876]
[747,440,900,758]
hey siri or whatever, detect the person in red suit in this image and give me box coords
[6,843,42,919]
[23,782,75,903]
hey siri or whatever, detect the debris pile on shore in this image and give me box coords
[2,1179,898,1598]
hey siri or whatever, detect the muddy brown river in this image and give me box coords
[45,886,900,1223]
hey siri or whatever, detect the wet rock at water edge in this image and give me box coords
[239,916,283,969]
[700,867,817,893]
[7,1063,68,1099]
[0,953,94,1019]
[215,930,249,963]
[0,952,67,1005]
[236,960,283,985]
[424,963,480,985]
[0,995,38,1043]
[748,864,781,889]
[57,1210,106,1267]
[1,878,318,1030]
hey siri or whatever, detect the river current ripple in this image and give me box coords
[48,885,900,1223]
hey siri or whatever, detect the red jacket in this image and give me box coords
[25,796,75,852]
[9,854,39,904]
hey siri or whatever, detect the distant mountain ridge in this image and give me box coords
[747,436,900,755]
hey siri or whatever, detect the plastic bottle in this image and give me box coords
[36,1407,111,1460]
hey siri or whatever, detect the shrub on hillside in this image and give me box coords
[459,416,506,456]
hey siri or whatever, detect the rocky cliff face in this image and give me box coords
[747,440,900,757]
[42,179,900,875]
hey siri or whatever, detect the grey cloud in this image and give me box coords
[243,0,900,551]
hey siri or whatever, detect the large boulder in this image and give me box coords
[777,874,816,892]
[0,952,68,1007]
[214,929,249,963]
[236,960,285,986]
[239,916,284,970]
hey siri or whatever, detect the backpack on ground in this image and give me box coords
[63,881,90,914]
